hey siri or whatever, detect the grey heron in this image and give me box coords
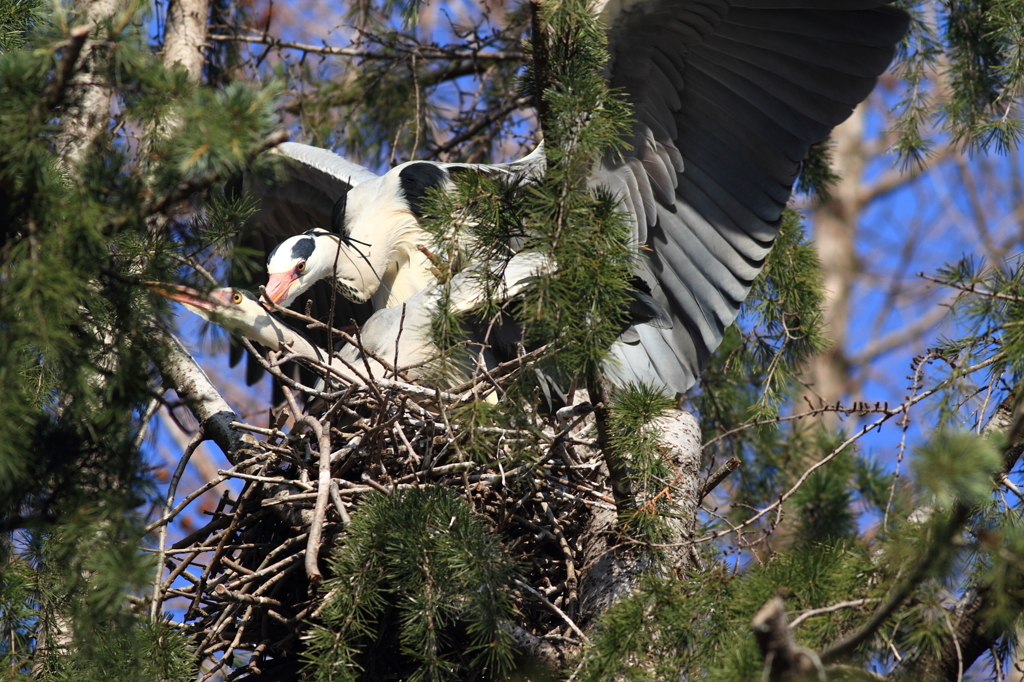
[247,0,908,394]
[154,251,556,390]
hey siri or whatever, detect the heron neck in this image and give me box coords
[250,313,371,385]
[348,216,436,309]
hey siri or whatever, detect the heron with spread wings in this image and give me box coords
[240,0,908,394]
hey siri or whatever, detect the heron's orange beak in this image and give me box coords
[146,282,217,312]
[265,271,298,305]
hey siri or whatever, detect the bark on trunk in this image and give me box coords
[578,410,702,628]
[163,0,210,79]
[56,0,121,174]
[151,327,257,464]
[800,105,867,426]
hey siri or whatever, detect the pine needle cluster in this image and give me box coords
[0,2,278,677]
[577,542,877,682]
[305,488,519,682]
[892,0,1024,165]
[606,384,678,549]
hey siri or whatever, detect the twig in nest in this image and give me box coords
[152,428,206,621]
[516,579,590,645]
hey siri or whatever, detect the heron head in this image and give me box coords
[265,230,381,306]
[265,231,323,306]
[148,283,267,336]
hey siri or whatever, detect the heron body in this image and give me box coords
[261,150,544,309]
[246,0,909,394]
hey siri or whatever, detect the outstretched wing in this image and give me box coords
[234,142,380,271]
[594,0,908,392]
[230,142,379,392]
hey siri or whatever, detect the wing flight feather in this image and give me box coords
[597,0,908,393]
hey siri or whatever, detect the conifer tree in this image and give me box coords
[5,0,1024,681]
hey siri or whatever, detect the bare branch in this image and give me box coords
[150,326,256,463]
[208,33,525,61]
[849,302,952,366]
[699,457,740,503]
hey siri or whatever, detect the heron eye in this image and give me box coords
[232,292,243,304]
[296,261,306,274]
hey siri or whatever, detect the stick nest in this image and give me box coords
[154,379,615,680]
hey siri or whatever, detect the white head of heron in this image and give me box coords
[264,161,451,308]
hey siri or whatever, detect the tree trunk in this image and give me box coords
[578,410,702,627]
[56,0,121,175]
[799,105,867,426]
[163,0,210,78]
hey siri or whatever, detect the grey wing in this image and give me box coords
[229,142,380,391]
[597,0,908,393]
[243,142,380,239]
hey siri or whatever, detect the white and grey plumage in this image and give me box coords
[150,284,370,386]
[249,0,908,394]
[155,252,553,389]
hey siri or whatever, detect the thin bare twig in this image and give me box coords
[209,33,525,61]
[151,429,206,622]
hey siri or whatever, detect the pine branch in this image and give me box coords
[529,1,550,131]
[751,596,821,682]
[819,502,972,664]
[889,395,1024,681]
[30,25,90,120]
[427,97,530,159]
[699,457,741,503]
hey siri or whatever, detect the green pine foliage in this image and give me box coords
[41,620,195,682]
[794,140,839,201]
[607,384,678,550]
[28,517,195,682]
[0,549,37,674]
[891,0,943,168]
[693,210,833,538]
[941,0,1024,153]
[692,209,826,460]
[421,0,635,399]
[742,209,828,418]
[0,0,38,52]
[0,1,277,677]
[578,427,1016,682]
[789,434,858,548]
[517,0,634,387]
[577,542,878,682]
[305,488,519,682]
[7,0,1024,678]
[893,0,1024,164]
